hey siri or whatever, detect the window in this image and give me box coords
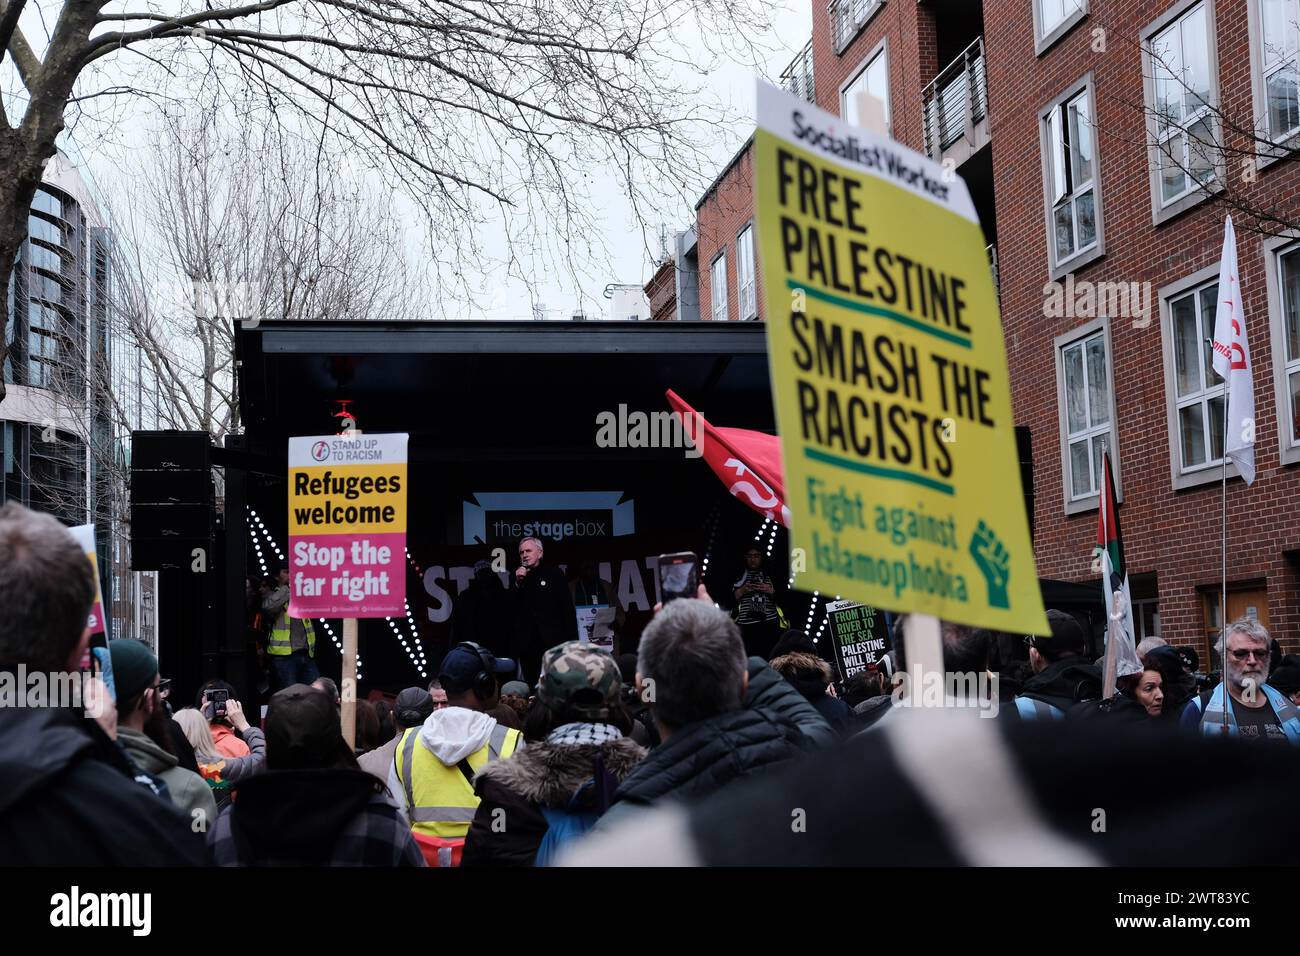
[710,251,728,322]
[1169,281,1225,474]
[1277,243,1300,448]
[1259,0,1300,140]
[829,0,885,55]
[1042,83,1101,274]
[1056,325,1115,504]
[1147,3,1217,207]
[736,226,756,320]
[841,45,890,134]
[1132,599,1161,642]
[1035,0,1087,52]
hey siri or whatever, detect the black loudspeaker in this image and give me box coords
[130,431,214,570]
[132,431,212,471]
[1015,425,1035,543]
[130,469,211,506]
[131,504,213,539]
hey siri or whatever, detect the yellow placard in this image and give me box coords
[288,463,408,535]
[755,81,1047,635]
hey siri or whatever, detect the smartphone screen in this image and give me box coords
[658,553,699,604]
[209,689,229,720]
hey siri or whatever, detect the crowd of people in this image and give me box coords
[3,500,1299,867]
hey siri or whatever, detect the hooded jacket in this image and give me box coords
[597,704,807,830]
[0,704,206,866]
[208,769,424,866]
[462,735,646,867]
[385,707,519,817]
[1016,657,1102,715]
[117,725,218,825]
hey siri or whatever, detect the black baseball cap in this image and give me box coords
[1025,610,1086,656]
[394,686,434,726]
[439,643,516,693]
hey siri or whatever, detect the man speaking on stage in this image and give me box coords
[511,536,575,684]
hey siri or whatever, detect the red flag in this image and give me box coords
[666,389,791,527]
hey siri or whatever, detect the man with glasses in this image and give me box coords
[1180,617,1300,743]
[109,639,220,824]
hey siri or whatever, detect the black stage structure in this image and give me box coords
[215,321,783,703]
[138,320,1089,706]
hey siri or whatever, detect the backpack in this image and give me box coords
[534,806,602,866]
[533,753,620,866]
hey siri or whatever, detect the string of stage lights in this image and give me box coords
[247,509,429,681]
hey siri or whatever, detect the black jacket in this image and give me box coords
[511,564,575,680]
[462,736,645,867]
[1017,657,1102,714]
[453,570,514,661]
[743,657,837,749]
[783,672,858,739]
[566,711,1300,866]
[209,769,423,866]
[0,704,207,865]
[599,704,807,828]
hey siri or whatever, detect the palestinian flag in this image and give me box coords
[1097,450,1141,679]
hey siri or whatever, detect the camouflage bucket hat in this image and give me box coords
[539,641,622,719]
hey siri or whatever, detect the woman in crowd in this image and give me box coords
[354,699,381,755]
[175,705,267,808]
[462,642,645,867]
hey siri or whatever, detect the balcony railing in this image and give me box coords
[828,0,885,54]
[923,37,988,160]
[779,40,815,104]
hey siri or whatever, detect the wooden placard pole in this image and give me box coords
[340,424,360,751]
[342,617,357,750]
[902,613,943,705]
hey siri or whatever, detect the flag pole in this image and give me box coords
[1220,212,1229,733]
[1221,420,1229,734]
[1098,439,1119,699]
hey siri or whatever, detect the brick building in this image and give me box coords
[653,0,1300,656]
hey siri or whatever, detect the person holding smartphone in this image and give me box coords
[196,679,254,759]
[732,546,782,660]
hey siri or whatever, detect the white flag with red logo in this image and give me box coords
[1210,216,1256,485]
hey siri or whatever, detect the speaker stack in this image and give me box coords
[129,431,214,570]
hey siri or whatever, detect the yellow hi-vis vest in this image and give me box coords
[268,613,316,657]
[394,723,521,840]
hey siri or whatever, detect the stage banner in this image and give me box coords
[288,433,408,618]
[755,81,1047,634]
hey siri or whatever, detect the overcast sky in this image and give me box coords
[11,1,812,322]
